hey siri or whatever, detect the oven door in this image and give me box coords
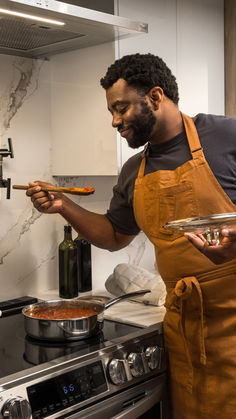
[64,374,169,419]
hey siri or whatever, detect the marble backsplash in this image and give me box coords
[0,53,157,301]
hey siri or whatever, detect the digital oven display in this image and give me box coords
[27,361,107,418]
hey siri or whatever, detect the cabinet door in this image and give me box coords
[176,0,224,116]
[116,0,224,168]
[51,42,118,176]
[116,0,177,168]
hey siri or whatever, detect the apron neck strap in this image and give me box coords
[181,112,203,158]
[137,144,149,178]
[137,112,203,179]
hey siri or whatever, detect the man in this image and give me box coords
[27,53,236,418]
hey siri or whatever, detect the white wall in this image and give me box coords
[0,0,224,300]
[0,56,63,300]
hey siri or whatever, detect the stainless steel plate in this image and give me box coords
[164,212,236,232]
[163,212,236,245]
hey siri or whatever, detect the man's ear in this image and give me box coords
[148,87,164,110]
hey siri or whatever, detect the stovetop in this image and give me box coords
[0,297,165,419]
[0,300,141,381]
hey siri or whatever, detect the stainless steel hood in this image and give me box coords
[0,0,148,59]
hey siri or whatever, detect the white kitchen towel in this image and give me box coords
[105,263,166,306]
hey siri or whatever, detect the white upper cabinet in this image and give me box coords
[50,42,118,176]
[116,0,177,169]
[116,0,224,168]
[176,0,224,116]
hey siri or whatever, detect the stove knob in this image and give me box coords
[145,346,162,370]
[127,352,144,377]
[1,397,31,419]
[108,359,127,385]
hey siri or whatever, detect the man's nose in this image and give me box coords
[112,113,122,128]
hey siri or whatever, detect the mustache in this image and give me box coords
[118,124,131,134]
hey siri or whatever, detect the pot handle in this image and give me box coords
[104,289,151,310]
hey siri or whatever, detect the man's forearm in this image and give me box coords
[26,182,135,251]
[59,197,134,251]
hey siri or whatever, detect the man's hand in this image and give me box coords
[26,181,66,214]
[185,228,236,264]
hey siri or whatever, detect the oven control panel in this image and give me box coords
[27,361,107,418]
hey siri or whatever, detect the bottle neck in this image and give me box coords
[64,226,72,240]
[65,232,72,241]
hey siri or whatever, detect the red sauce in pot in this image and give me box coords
[25,305,97,320]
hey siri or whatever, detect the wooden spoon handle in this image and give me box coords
[12,185,95,196]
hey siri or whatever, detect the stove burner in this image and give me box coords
[26,331,104,347]
[24,332,104,366]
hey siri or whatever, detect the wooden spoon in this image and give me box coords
[12,184,95,196]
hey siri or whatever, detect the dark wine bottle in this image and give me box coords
[59,225,78,299]
[74,234,92,292]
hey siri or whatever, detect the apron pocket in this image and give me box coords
[145,181,198,240]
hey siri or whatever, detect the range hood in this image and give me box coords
[0,0,148,59]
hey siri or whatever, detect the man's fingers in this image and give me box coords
[221,228,236,239]
[184,232,206,251]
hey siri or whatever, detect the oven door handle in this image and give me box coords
[112,384,163,419]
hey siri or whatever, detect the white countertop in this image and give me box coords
[103,300,166,328]
[34,289,165,328]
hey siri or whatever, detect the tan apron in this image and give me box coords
[133,113,236,419]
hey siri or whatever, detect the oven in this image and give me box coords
[0,297,169,419]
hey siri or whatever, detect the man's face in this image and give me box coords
[106,79,156,149]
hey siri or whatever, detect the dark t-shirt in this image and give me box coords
[105,113,236,235]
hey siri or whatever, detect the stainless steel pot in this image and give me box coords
[22,290,150,342]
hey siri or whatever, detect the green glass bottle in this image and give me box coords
[59,225,78,299]
[74,234,92,292]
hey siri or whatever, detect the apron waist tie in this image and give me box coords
[166,276,206,368]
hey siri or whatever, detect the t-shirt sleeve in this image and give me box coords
[105,162,141,236]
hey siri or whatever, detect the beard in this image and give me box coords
[126,100,156,149]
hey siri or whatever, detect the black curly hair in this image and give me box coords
[100,53,179,105]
